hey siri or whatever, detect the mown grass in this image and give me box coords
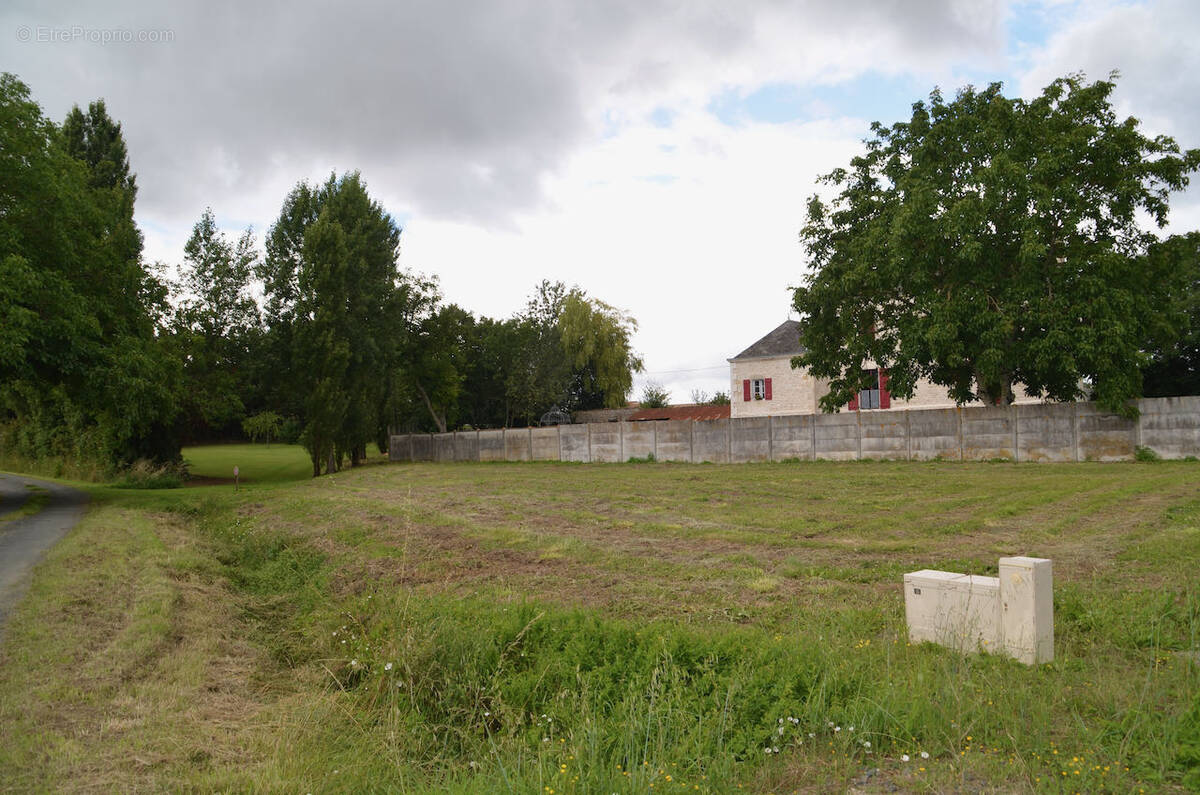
[1,454,1198,792]
[183,442,317,484]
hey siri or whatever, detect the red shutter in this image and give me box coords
[848,391,859,411]
[743,379,751,401]
[879,369,890,409]
[764,378,772,400]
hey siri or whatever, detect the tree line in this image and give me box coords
[0,74,641,477]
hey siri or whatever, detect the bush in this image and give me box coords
[1135,445,1162,462]
[113,459,187,489]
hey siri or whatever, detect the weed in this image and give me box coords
[113,459,186,489]
[1135,445,1162,462]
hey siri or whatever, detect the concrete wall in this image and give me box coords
[771,414,814,460]
[530,427,560,461]
[1137,396,1200,459]
[655,420,693,462]
[692,420,729,463]
[389,397,1200,465]
[478,429,505,462]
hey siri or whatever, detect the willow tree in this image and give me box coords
[792,74,1200,415]
[558,288,643,410]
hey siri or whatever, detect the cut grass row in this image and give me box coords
[1,445,1197,792]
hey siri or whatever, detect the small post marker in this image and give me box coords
[233,465,239,492]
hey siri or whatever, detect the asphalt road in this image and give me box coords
[0,473,88,637]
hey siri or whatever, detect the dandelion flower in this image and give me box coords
[834,726,841,733]
[863,741,871,749]
[920,751,929,759]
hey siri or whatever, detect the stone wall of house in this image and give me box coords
[390,397,1200,464]
[729,356,817,418]
[731,355,1043,417]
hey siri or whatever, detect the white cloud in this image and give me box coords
[1016,0,1200,234]
[8,0,1198,405]
[403,110,867,399]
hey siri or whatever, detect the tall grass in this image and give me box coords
[192,492,1200,793]
[3,457,1198,792]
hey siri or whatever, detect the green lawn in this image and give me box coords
[182,442,314,483]
[182,442,386,484]
[1,455,1198,793]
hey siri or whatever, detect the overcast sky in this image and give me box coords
[6,0,1200,401]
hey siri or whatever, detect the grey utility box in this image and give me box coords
[904,557,1052,665]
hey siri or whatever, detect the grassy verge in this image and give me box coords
[1,454,1198,792]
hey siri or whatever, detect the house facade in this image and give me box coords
[729,320,1040,418]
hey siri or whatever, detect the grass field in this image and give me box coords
[182,442,386,484]
[1,447,1198,792]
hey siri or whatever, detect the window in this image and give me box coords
[742,377,772,401]
[858,369,881,409]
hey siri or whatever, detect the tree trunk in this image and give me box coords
[414,382,448,433]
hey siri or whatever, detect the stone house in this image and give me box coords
[729,320,1040,419]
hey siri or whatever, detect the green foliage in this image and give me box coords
[793,73,1200,416]
[690,389,731,406]
[1134,445,1162,462]
[404,280,644,432]
[170,208,262,440]
[639,381,671,408]
[1141,232,1200,397]
[112,459,186,489]
[261,172,419,474]
[0,74,179,471]
[241,411,282,445]
[558,288,643,409]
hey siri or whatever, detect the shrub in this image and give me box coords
[113,459,187,489]
[1135,445,1161,462]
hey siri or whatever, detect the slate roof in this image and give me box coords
[628,404,731,422]
[729,320,804,361]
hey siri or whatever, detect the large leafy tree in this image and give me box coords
[558,288,642,410]
[261,172,417,473]
[792,74,1200,415]
[406,304,475,433]
[0,75,178,469]
[171,208,262,439]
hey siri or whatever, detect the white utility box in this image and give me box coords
[903,557,1052,665]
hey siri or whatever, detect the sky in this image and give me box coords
[6,0,1200,403]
